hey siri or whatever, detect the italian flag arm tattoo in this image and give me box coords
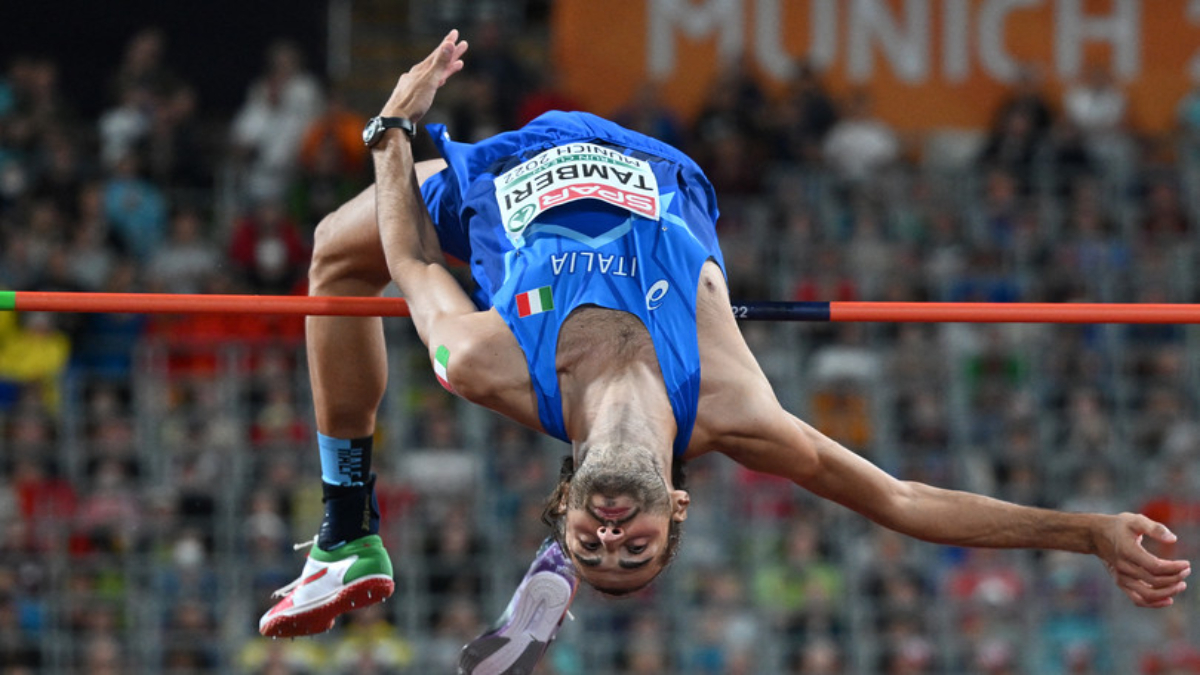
[434,345,455,393]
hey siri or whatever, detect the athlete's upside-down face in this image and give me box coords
[561,453,689,595]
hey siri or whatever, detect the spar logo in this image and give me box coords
[496,143,660,242]
[539,183,657,217]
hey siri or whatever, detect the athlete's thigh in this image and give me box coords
[311,159,448,290]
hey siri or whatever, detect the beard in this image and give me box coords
[568,445,670,514]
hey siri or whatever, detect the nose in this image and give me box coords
[597,523,624,545]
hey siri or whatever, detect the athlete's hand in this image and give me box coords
[379,29,468,123]
[1093,513,1190,607]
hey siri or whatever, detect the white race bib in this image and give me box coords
[495,143,660,241]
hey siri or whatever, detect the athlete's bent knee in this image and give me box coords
[308,203,389,297]
[308,210,346,295]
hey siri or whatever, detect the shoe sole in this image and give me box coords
[259,575,395,638]
[458,571,574,675]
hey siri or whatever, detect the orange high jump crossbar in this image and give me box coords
[0,291,412,317]
[5,291,1200,323]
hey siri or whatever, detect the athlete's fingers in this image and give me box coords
[1111,557,1192,588]
[431,31,468,86]
[1118,575,1187,607]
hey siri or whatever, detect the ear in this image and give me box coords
[669,489,690,523]
[553,486,570,516]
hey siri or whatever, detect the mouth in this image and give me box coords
[594,506,632,521]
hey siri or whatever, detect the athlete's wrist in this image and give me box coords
[370,128,414,154]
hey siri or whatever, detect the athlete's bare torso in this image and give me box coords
[447,260,795,467]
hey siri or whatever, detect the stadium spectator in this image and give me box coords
[297,85,369,180]
[790,635,842,674]
[9,454,75,554]
[79,633,127,675]
[63,181,117,290]
[31,130,90,216]
[991,65,1054,143]
[110,27,178,102]
[1139,178,1192,244]
[226,197,311,294]
[98,82,154,170]
[421,594,483,671]
[1043,117,1097,194]
[9,57,74,143]
[139,83,210,195]
[327,603,415,673]
[979,65,1057,190]
[289,89,370,229]
[74,457,141,554]
[1062,63,1137,182]
[1063,64,1126,140]
[146,206,222,294]
[71,260,148,379]
[0,581,42,670]
[822,89,901,188]
[767,61,838,165]
[250,383,309,447]
[163,599,220,671]
[977,104,1042,178]
[0,311,70,411]
[102,152,168,259]
[230,40,324,203]
[751,518,845,642]
[691,62,769,195]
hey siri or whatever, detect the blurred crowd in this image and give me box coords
[2,16,1200,675]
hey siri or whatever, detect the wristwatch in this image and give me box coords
[363,116,416,147]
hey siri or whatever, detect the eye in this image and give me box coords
[580,540,600,552]
[626,544,647,555]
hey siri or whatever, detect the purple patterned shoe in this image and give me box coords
[458,538,578,675]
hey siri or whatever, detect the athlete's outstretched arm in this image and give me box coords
[769,414,1192,608]
[693,264,1187,607]
[369,30,475,346]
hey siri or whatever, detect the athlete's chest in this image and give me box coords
[554,307,657,377]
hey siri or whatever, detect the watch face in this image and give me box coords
[363,118,381,145]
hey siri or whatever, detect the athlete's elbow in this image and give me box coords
[871,481,939,538]
[784,431,822,484]
[431,334,489,404]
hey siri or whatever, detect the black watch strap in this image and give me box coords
[379,116,416,139]
[364,116,416,147]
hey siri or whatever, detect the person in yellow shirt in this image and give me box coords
[0,311,70,410]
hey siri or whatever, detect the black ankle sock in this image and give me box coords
[318,474,381,550]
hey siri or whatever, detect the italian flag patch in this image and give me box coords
[434,345,454,393]
[516,286,554,318]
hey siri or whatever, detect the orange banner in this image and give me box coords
[552,0,1200,133]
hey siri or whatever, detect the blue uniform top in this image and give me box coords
[420,111,724,456]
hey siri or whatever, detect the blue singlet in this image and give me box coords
[420,111,724,456]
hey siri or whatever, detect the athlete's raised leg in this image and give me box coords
[261,161,448,638]
[260,184,395,638]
